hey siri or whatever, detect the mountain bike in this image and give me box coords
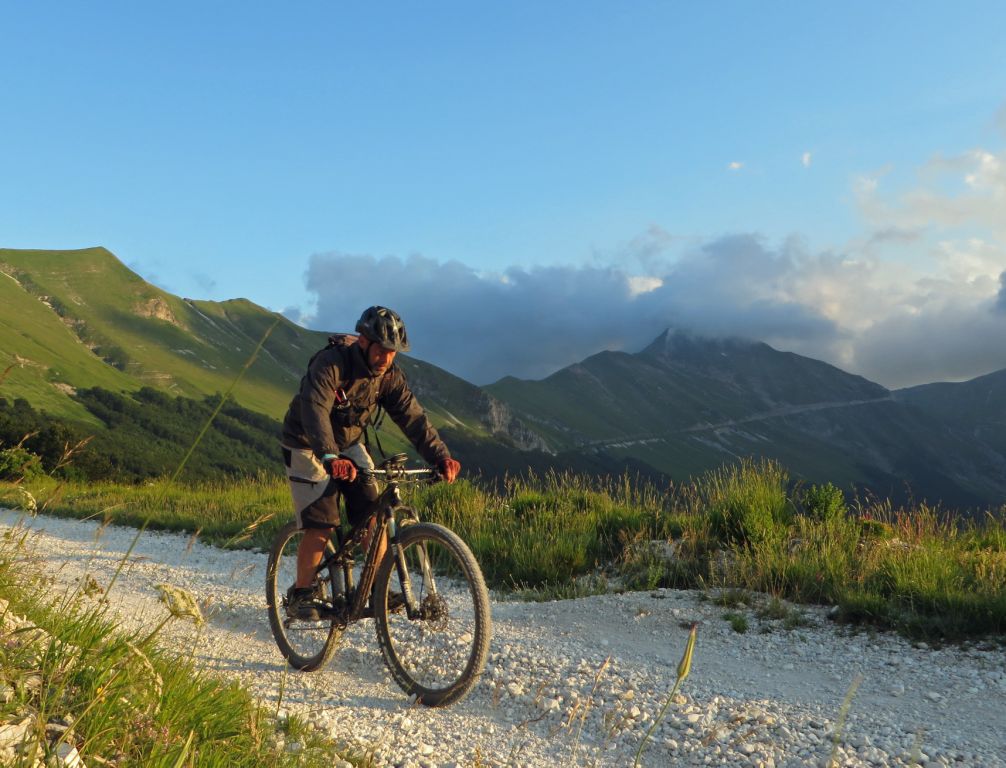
[265,453,491,707]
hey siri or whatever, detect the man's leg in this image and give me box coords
[283,445,342,619]
[296,527,332,589]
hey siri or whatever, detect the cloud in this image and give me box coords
[190,271,218,293]
[802,152,812,168]
[281,305,306,324]
[301,147,1006,389]
[304,237,841,385]
[727,161,743,171]
[305,253,660,383]
[852,293,1004,387]
[857,150,1006,240]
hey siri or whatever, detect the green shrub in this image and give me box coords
[857,517,894,540]
[722,611,749,633]
[801,482,846,523]
[0,446,44,482]
[704,459,793,548]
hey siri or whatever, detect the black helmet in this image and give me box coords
[355,306,410,352]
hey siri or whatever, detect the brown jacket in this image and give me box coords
[281,335,450,465]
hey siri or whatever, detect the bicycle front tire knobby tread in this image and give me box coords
[373,522,492,707]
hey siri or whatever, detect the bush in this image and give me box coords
[801,482,846,523]
[705,459,793,548]
[0,446,44,482]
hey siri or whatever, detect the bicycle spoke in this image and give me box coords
[266,522,343,671]
[375,523,490,706]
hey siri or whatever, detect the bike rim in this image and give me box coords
[379,534,482,697]
[270,527,340,661]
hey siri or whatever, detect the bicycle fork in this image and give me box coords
[391,523,438,620]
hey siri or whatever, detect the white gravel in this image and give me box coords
[3,509,1004,768]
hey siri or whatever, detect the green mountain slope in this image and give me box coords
[0,247,541,464]
[896,369,1006,455]
[7,247,1006,507]
[488,331,888,450]
[489,330,1006,508]
[1,247,324,420]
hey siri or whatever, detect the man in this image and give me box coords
[280,305,461,620]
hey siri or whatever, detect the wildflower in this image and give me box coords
[17,488,37,515]
[155,584,204,626]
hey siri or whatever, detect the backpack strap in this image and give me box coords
[364,403,388,461]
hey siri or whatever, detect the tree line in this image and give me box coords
[0,387,283,483]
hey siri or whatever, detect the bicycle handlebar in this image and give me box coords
[358,465,441,483]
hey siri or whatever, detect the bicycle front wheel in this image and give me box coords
[265,521,343,671]
[374,522,491,707]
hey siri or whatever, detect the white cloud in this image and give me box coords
[728,161,743,171]
[802,152,812,168]
[627,275,663,296]
[302,146,1006,389]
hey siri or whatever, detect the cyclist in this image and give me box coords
[280,305,461,620]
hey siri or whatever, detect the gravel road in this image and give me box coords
[3,509,1004,768]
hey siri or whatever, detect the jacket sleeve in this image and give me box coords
[299,353,342,458]
[380,368,451,466]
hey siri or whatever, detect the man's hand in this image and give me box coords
[438,457,461,483]
[323,456,357,482]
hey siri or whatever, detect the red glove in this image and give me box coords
[323,457,357,482]
[438,458,461,483]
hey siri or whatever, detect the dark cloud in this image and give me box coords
[281,305,306,325]
[852,295,1006,389]
[128,260,171,292]
[998,271,1006,313]
[304,235,839,385]
[866,227,924,246]
[190,271,218,293]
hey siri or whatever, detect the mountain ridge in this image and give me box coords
[0,247,542,462]
[4,246,1005,508]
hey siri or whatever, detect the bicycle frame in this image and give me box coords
[313,466,435,623]
[267,457,491,703]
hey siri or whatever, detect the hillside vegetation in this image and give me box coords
[0,390,281,483]
[489,330,1006,509]
[0,246,559,477]
[7,459,1004,643]
[7,247,1006,507]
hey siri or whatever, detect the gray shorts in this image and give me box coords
[282,443,377,529]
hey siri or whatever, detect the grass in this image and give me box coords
[1,455,1003,766]
[5,457,1006,643]
[0,516,344,767]
[0,476,290,548]
[722,612,749,633]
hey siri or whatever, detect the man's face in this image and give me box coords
[359,335,396,374]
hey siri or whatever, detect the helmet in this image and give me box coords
[355,306,410,352]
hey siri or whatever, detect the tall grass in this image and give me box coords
[0,476,290,548]
[0,519,339,767]
[5,457,1006,641]
[408,471,681,590]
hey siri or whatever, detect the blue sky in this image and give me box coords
[3,2,1005,386]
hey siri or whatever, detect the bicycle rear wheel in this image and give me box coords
[374,522,491,707]
[265,521,343,671]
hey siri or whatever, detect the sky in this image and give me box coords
[3,2,1005,387]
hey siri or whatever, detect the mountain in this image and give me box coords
[0,247,543,465]
[488,330,1006,509]
[5,247,1006,509]
[895,369,1006,456]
